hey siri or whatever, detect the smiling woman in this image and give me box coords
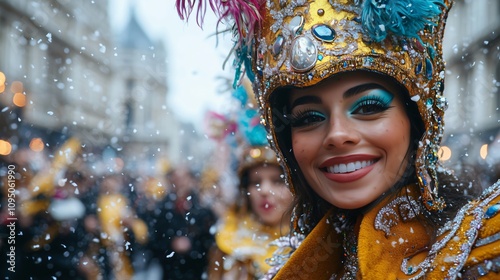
[287,72,411,210]
[174,0,500,279]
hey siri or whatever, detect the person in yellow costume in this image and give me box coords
[176,0,500,278]
[207,80,293,279]
[97,173,148,280]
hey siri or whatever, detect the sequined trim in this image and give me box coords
[475,231,500,248]
[461,255,500,279]
[375,196,421,236]
[262,233,305,279]
[401,181,500,279]
[341,227,358,279]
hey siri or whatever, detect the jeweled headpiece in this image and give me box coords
[177,0,452,211]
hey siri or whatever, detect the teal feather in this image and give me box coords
[238,108,268,146]
[231,84,267,146]
[232,85,248,107]
[232,44,254,88]
[361,0,444,42]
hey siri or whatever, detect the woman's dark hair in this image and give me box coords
[269,71,482,235]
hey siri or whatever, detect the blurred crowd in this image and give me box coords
[0,137,226,280]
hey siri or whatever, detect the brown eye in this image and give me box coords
[289,110,326,127]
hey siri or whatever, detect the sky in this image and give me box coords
[108,0,235,129]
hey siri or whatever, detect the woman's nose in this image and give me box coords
[322,117,360,149]
[258,180,273,195]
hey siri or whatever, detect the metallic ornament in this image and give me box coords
[485,203,500,219]
[290,35,318,72]
[288,15,305,35]
[272,34,285,57]
[312,24,336,42]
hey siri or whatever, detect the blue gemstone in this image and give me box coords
[312,24,336,42]
[318,54,324,61]
[363,57,374,66]
[425,58,433,79]
[485,203,500,219]
[478,266,487,276]
[415,62,422,75]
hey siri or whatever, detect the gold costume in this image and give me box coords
[269,182,500,279]
[211,208,288,279]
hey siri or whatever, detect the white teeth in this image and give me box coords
[347,162,355,172]
[355,161,361,169]
[339,164,346,173]
[326,160,374,174]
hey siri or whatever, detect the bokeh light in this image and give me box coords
[480,144,488,160]
[438,146,452,162]
[13,92,26,107]
[29,137,45,152]
[0,139,12,156]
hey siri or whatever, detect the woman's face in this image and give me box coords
[288,72,410,209]
[247,164,292,227]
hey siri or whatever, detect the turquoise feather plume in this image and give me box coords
[237,108,268,147]
[361,0,445,42]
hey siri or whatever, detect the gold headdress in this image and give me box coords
[177,0,451,211]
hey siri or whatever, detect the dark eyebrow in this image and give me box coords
[290,82,390,109]
[290,95,322,109]
[343,83,389,99]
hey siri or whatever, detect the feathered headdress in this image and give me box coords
[204,75,278,177]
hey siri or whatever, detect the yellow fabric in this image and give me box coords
[97,193,148,279]
[272,183,500,279]
[274,208,341,279]
[357,190,430,279]
[20,199,50,217]
[215,209,287,278]
[27,137,81,197]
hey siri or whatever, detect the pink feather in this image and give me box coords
[175,0,264,46]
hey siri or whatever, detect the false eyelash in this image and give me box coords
[350,95,393,113]
[286,108,325,127]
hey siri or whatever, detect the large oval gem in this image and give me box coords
[486,203,500,219]
[272,35,284,57]
[312,24,336,42]
[290,36,317,72]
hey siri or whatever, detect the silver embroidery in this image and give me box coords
[375,196,421,236]
[401,181,500,279]
[475,232,500,248]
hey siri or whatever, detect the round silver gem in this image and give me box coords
[290,35,317,72]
